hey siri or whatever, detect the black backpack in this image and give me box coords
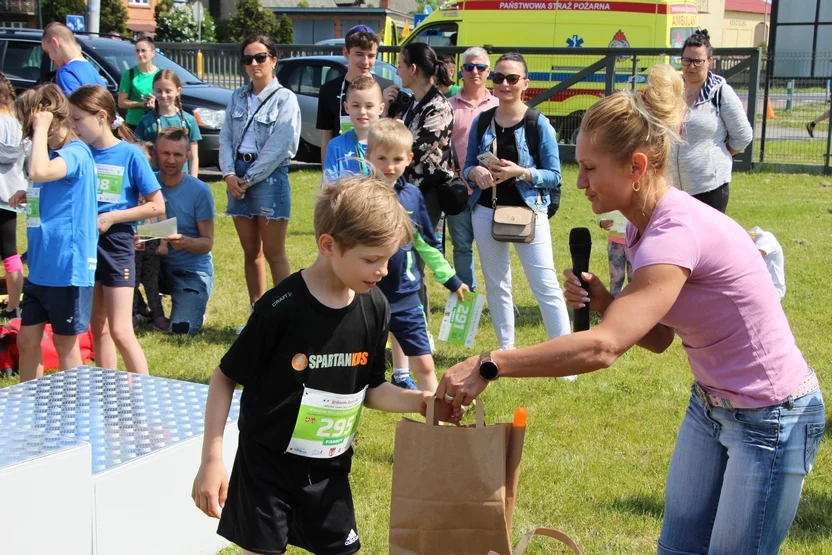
[475,107,559,218]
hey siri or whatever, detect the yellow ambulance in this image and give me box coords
[402,0,699,142]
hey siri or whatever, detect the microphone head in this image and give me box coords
[569,227,592,257]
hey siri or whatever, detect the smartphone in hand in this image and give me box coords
[477,152,501,166]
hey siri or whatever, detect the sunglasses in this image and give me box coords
[462,63,488,73]
[242,52,273,66]
[492,73,523,85]
[346,25,375,38]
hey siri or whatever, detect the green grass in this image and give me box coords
[3,168,831,554]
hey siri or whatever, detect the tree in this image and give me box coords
[221,0,279,43]
[275,15,294,45]
[41,0,87,27]
[297,0,309,6]
[100,0,129,36]
[155,0,216,43]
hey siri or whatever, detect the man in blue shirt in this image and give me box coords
[155,127,215,335]
[42,23,107,96]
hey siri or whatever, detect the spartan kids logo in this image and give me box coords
[291,351,369,371]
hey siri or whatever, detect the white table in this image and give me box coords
[0,367,241,555]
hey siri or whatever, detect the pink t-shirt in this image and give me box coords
[626,187,808,407]
[448,90,500,171]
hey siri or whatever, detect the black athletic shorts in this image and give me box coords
[96,223,136,287]
[217,440,361,555]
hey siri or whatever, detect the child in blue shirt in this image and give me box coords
[41,22,106,96]
[69,85,165,376]
[321,75,383,186]
[135,69,202,177]
[10,84,98,382]
[365,118,468,391]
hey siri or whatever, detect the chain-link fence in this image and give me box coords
[158,42,832,173]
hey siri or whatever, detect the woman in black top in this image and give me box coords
[386,43,455,229]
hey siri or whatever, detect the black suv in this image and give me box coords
[0,29,232,167]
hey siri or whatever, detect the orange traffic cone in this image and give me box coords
[766,98,777,119]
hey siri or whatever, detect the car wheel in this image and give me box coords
[295,137,321,164]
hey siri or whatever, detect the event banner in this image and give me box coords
[439,291,486,348]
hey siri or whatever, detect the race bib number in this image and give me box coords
[286,386,367,459]
[439,291,486,348]
[339,115,354,135]
[26,187,40,228]
[96,164,125,204]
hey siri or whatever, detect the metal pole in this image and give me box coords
[760,0,780,164]
[87,0,100,36]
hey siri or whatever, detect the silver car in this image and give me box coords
[276,55,401,163]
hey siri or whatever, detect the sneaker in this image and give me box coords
[153,316,171,333]
[391,375,418,390]
[132,313,149,329]
[807,122,816,138]
[558,375,578,382]
[0,307,20,322]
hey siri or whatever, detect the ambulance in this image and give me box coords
[402,0,699,142]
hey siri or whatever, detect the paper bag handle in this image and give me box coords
[426,398,485,428]
[486,527,582,555]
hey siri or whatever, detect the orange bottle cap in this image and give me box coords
[512,407,527,427]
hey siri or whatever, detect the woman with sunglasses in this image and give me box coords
[219,34,301,333]
[463,53,572,366]
[390,42,455,229]
[117,36,159,131]
[670,29,752,213]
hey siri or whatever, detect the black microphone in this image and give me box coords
[569,227,592,332]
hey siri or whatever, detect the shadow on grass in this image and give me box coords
[611,493,665,520]
[791,489,832,540]
[141,326,239,347]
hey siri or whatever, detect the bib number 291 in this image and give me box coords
[317,415,357,438]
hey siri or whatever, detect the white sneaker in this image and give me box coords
[235,324,246,335]
[558,375,578,382]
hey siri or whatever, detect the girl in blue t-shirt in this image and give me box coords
[135,70,202,177]
[9,84,99,382]
[69,85,165,376]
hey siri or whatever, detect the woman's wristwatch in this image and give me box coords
[478,351,500,381]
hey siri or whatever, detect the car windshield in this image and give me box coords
[372,61,401,85]
[86,41,203,85]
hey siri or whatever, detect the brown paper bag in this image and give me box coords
[389,401,513,555]
[487,527,582,555]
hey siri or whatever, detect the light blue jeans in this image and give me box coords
[659,386,825,555]
[445,204,476,291]
[163,270,213,335]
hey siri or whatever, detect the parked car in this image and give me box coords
[0,29,231,167]
[276,55,401,163]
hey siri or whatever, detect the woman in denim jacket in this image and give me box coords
[463,53,572,372]
[219,34,301,331]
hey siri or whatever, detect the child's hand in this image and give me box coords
[420,393,464,425]
[134,237,145,251]
[191,459,228,519]
[30,110,54,133]
[8,190,26,209]
[156,241,168,256]
[599,219,613,231]
[98,213,116,234]
[455,283,470,302]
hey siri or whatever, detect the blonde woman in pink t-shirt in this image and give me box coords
[438,64,824,555]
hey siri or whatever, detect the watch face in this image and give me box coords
[479,360,499,381]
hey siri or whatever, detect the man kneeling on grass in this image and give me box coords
[155,127,215,334]
[191,176,462,554]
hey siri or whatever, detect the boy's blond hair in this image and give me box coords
[346,74,382,101]
[315,175,413,251]
[367,118,413,156]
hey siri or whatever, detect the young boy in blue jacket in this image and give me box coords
[365,119,468,391]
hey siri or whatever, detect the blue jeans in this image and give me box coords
[445,204,476,291]
[659,386,825,555]
[162,270,213,335]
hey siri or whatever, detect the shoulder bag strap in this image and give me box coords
[490,117,498,207]
[240,86,281,143]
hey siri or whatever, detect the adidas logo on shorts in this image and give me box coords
[345,529,359,546]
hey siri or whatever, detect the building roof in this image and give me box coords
[264,0,337,7]
[725,0,770,15]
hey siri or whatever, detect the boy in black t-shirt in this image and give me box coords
[316,25,393,164]
[192,176,460,555]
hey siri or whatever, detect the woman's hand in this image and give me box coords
[383,85,400,113]
[224,175,246,200]
[563,268,614,315]
[8,190,26,209]
[97,213,116,234]
[419,392,464,424]
[468,166,495,190]
[435,355,489,408]
[489,159,524,184]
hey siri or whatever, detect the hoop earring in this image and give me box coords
[632,181,641,192]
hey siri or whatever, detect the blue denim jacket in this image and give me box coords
[219,77,301,186]
[462,111,562,212]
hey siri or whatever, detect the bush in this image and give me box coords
[275,15,294,45]
[155,0,216,43]
[100,0,129,36]
[220,0,279,43]
[41,0,87,27]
